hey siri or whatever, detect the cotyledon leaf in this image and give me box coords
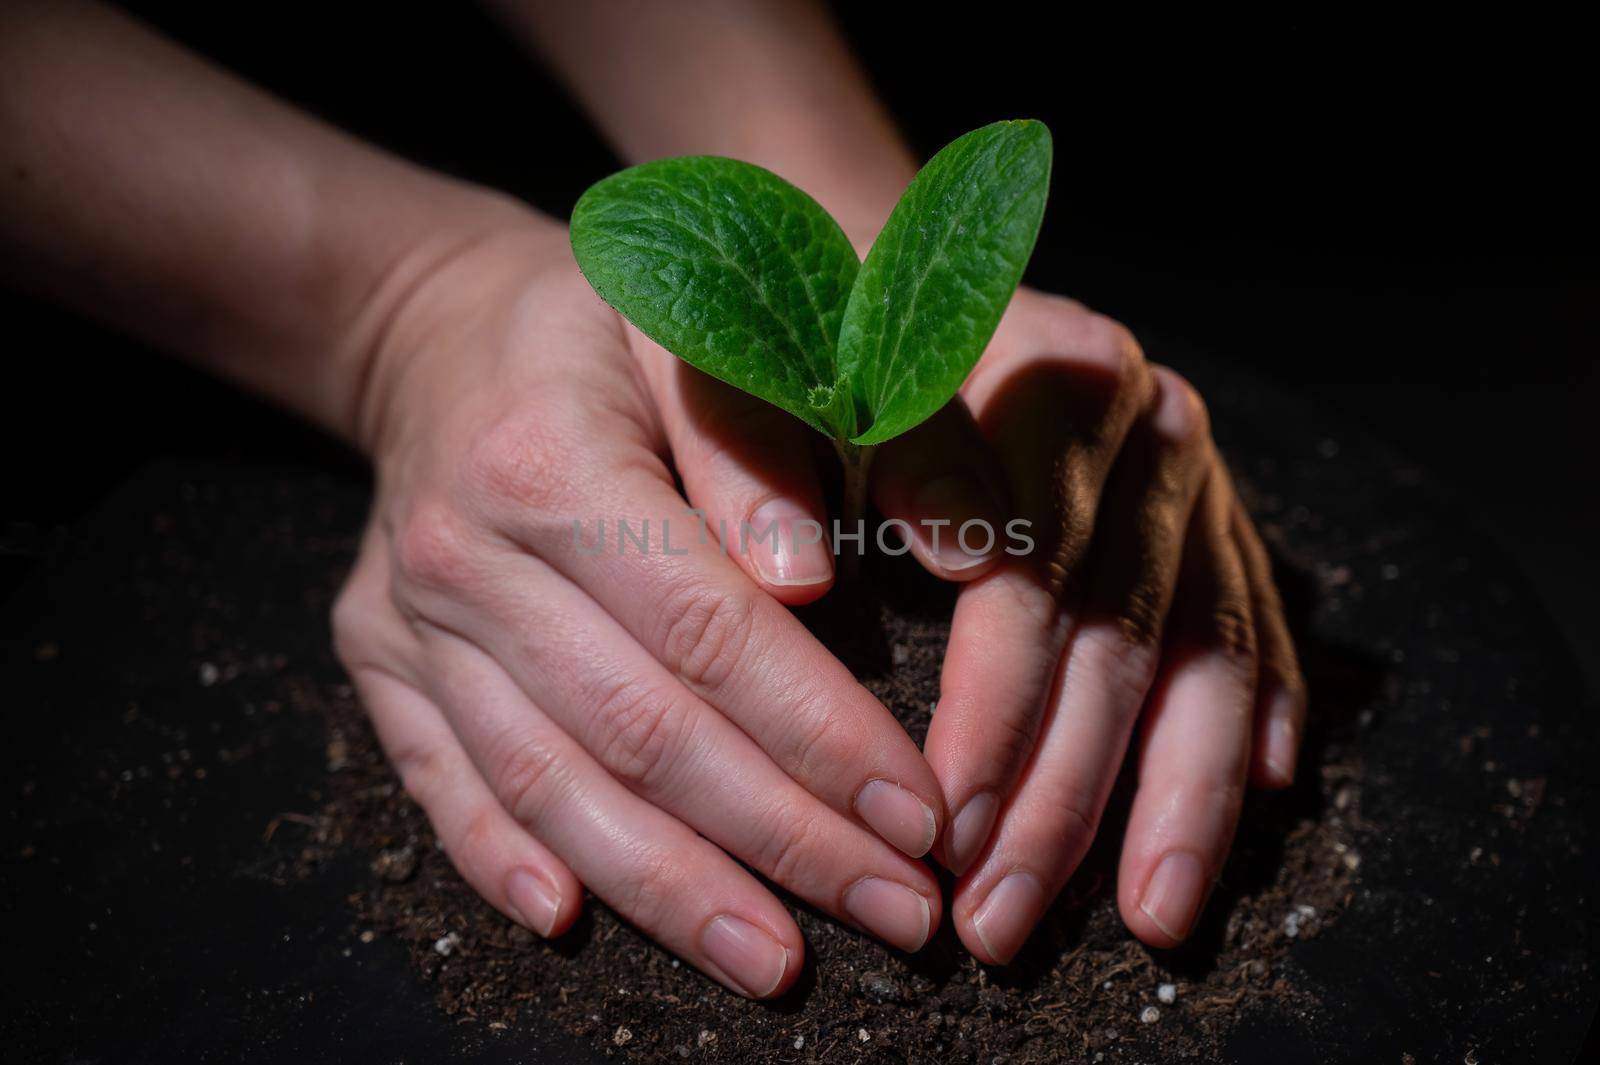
[569,155,860,438]
[837,120,1052,445]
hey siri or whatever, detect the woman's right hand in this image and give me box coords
[330,209,945,998]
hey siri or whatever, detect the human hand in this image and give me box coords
[881,288,1307,963]
[330,215,947,998]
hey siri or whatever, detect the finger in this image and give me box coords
[1231,489,1307,788]
[871,398,1010,580]
[642,340,835,603]
[1118,467,1259,947]
[348,663,582,939]
[332,524,581,936]
[416,626,808,998]
[450,434,946,858]
[951,368,1213,964]
[929,568,1070,874]
[416,560,940,952]
[926,324,1154,873]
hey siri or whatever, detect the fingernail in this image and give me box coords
[747,498,832,586]
[1263,696,1299,785]
[855,779,937,858]
[701,914,790,997]
[945,792,999,873]
[971,871,1047,964]
[910,475,1003,572]
[1139,851,1208,942]
[844,877,932,952]
[505,866,562,937]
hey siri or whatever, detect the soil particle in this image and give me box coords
[300,554,1364,1062]
[859,970,902,1003]
[372,845,418,884]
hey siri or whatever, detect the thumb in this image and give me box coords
[871,397,1011,581]
[641,338,836,604]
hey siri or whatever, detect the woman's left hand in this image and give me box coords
[875,287,1307,963]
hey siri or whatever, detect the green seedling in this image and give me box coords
[570,120,1052,552]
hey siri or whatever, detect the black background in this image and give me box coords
[0,1,1595,1057]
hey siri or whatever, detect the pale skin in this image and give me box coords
[1,0,1305,997]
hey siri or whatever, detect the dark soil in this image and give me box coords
[298,551,1363,1064]
[12,368,1596,1062]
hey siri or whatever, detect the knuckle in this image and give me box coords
[387,736,451,810]
[759,810,826,886]
[462,403,586,514]
[330,588,372,670]
[1025,290,1091,320]
[1262,654,1309,705]
[611,846,688,932]
[393,501,481,592]
[1075,623,1161,712]
[1041,784,1100,860]
[985,706,1041,776]
[454,804,502,861]
[988,572,1066,631]
[1208,591,1259,663]
[1082,313,1147,387]
[331,560,397,668]
[783,694,859,785]
[1116,579,1170,651]
[1025,295,1135,356]
[1014,300,1146,382]
[585,679,691,790]
[1149,366,1211,449]
[484,731,565,828]
[657,582,759,691]
[1055,791,1098,844]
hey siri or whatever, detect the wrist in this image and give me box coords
[497,0,915,253]
[344,193,567,459]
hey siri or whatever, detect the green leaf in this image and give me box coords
[569,155,860,438]
[838,120,1052,445]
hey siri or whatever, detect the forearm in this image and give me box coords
[0,0,535,446]
[489,0,916,249]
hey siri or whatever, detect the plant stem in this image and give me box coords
[833,440,876,581]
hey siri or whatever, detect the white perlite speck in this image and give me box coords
[1157,983,1177,1004]
[858,1028,870,1043]
[1140,1006,1160,1024]
[793,1036,805,1050]
[613,1027,633,1046]
[199,662,219,686]
[1282,904,1317,938]
[432,932,460,957]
